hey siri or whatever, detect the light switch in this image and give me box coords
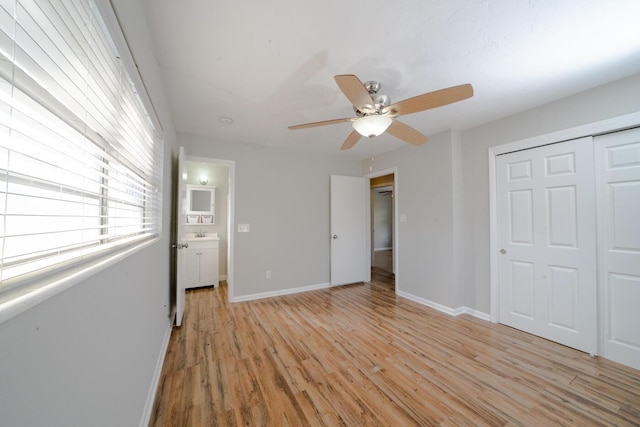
[399,214,407,223]
[238,224,250,232]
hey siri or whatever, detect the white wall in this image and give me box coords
[180,134,361,298]
[0,1,177,425]
[461,72,640,314]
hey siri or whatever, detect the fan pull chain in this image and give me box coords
[369,136,374,171]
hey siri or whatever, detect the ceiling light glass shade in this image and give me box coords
[352,115,392,137]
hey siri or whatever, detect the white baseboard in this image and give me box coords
[139,319,173,427]
[230,282,331,303]
[219,275,227,281]
[396,290,490,321]
[462,307,491,321]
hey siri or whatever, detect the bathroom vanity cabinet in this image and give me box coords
[184,236,219,288]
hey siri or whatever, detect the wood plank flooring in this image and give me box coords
[149,281,640,426]
[372,249,393,272]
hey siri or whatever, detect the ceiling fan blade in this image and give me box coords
[384,83,473,116]
[340,130,362,150]
[386,120,428,146]
[334,74,374,111]
[288,117,354,130]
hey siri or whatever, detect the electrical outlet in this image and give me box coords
[266,270,271,279]
[238,224,250,232]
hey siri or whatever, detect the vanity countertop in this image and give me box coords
[183,232,219,242]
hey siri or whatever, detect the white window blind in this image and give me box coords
[0,0,163,291]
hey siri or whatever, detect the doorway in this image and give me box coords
[370,173,395,287]
[175,152,235,325]
[183,159,230,282]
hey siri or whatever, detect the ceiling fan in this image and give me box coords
[288,74,474,150]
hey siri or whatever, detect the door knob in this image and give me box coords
[500,248,506,254]
[332,235,338,239]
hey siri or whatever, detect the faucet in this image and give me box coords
[196,229,206,237]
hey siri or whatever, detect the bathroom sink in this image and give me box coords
[183,233,219,241]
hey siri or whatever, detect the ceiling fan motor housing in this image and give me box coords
[353,81,390,116]
[363,81,381,94]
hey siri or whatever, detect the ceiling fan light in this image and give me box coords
[352,115,392,137]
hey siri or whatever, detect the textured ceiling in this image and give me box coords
[143,0,640,159]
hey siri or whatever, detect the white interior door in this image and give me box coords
[595,127,640,370]
[330,175,367,286]
[497,137,597,354]
[175,147,187,326]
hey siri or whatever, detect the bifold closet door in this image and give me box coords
[595,127,640,370]
[497,137,597,354]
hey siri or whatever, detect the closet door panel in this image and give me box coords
[595,128,640,370]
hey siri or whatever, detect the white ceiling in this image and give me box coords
[143,0,640,160]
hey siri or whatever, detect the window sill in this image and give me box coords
[0,238,159,325]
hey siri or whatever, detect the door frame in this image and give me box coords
[364,167,399,290]
[488,111,640,324]
[183,155,236,301]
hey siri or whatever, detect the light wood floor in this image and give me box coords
[150,281,640,426]
[372,250,394,287]
[372,249,393,272]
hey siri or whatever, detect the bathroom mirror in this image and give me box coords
[186,185,215,222]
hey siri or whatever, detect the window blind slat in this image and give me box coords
[0,0,163,290]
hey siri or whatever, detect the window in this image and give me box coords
[0,0,163,294]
